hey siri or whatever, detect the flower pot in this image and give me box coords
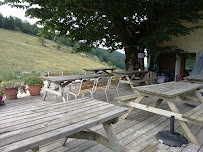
[5,87,18,100]
[28,84,42,96]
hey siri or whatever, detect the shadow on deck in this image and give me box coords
[1,83,203,152]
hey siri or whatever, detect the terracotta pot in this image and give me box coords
[28,84,42,96]
[5,87,18,100]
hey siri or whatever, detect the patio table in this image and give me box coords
[0,98,128,152]
[42,74,111,102]
[83,67,115,74]
[118,82,203,145]
[114,70,149,88]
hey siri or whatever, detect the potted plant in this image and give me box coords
[1,81,27,100]
[24,76,44,96]
[0,87,5,106]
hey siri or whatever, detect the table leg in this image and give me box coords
[121,96,145,119]
[102,122,123,152]
[42,80,51,101]
[194,90,203,103]
[59,85,66,102]
[166,100,200,145]
[126,76,134,88]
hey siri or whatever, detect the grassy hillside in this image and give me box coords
[0,28,108,74]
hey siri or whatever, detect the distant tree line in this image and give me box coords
[0,13,38,35]
[0,13,125,69]
[90,48,125,69]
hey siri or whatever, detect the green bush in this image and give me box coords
[24,76,44,85]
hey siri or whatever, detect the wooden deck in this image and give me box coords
[1,83,203,152]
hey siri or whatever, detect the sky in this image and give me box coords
[0,2,39,24]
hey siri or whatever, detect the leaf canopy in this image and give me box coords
[4,0,203,56]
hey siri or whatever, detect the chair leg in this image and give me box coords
[116,87,119,97]
[105,89,109,102]
[67,93,70,101]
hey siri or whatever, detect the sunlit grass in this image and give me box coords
[0,28,108,74]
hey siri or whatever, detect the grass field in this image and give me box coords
[0,28,108,75]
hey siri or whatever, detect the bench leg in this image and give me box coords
[42,81,51,101]
[194,90,203,103]
[154,99,163,108]
[59,85,66,102]
[102,122,123,152]
[166,100,200,145]
[31,147,39,152]
[121,96,144,119]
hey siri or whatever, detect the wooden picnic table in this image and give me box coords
[42,74,112,102]
[117,82,203,145]
[0,98,128,152]
[114,70,151,88]
[184,74,203,83]
[83,67,115,74]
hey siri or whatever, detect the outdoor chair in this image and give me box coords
[48,72,61,76]
[176,74,183,81]
[14,71,22,78]
[67,78,96,100]
[108,76,120,97]
[62,71,73,76]
[93,76,111,102]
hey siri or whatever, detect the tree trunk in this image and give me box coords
[124,46,144,71]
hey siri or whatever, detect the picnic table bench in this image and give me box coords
[83,67,115,74]
[184,74,203,83]
[0,98,128,152]
[115,82,203,145]
[114,70,156,88]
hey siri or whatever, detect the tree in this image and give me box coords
[4,0,203,70]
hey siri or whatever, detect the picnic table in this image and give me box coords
[42,74,111,102]
[0,98,128,152]
[83,67,115,74]
[114,70,154,88]
[184,74,203,83]
[116,82,203,145]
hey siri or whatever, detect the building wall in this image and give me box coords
[162,11,203,56]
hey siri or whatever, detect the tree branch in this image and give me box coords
[77,4,105,14]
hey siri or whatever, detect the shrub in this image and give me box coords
[24,76,44,86]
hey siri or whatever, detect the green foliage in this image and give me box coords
[90,48,125,69]
[38,36,46,46]
[0,14,38,35]
[56,44,61,50]
[24,76,44,85]
[0,71,16,81]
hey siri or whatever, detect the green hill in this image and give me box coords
[0,28,108,74]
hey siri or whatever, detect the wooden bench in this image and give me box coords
[114,94,139,102]
[183,104,203,125]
